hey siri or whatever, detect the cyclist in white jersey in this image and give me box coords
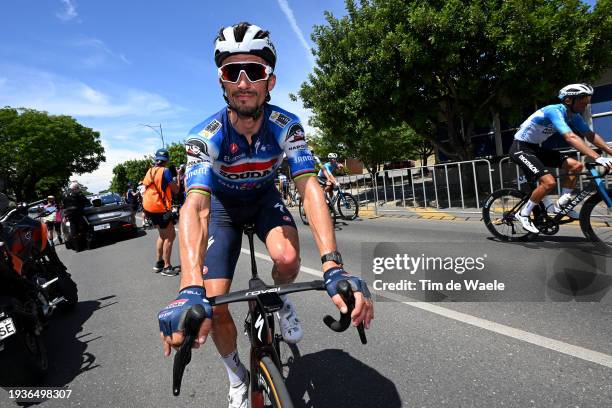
[509,83,612,233]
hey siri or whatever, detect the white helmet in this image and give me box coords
[214,22,277,68]
[328,152,338,159]
[558,83,594,100]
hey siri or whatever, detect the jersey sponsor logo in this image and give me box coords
[269,111,291,128]
[294,155,314,164]
[288,143,308,151]
[217,178,263,190]
[198,119,222,139]
[224,153,247,162]
[230,143,239,154]
[274,202,285,213]
[518,154,539,174]
[186,158,205,168]
[220,159,277,174]
[219,169,272,180]
[186,165,209,180]
[186,137,209,158]
[285,123,305,143]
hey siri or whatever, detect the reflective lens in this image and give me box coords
[218,62,272,83]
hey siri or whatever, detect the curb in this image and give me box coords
[289,207,482,222]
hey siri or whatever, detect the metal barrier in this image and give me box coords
[289,131,612,216]
[373,159,494,215]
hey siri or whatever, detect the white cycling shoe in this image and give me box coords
[277,297,303,344]
[228,370,249,408]
[514,212,540,233]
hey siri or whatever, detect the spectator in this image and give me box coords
[43,195,62,245]
[142,148,179,276]
[125,183,138,212]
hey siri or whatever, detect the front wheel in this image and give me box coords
[579,191,612,245]
[336,193,359,220]
[482,189,540,242]
[298,200,309,226]
[253,355,294,408]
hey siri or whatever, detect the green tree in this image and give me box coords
[108,141,186,194]
[297,0,612,162]
[0,107,105,201]
[167,141,187,168]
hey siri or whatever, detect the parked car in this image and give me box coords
[62,192,136,250]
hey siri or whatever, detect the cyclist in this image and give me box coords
[509,83,612,233]
[157,22,373,408]
[317,152,342,199]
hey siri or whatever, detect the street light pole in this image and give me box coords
[139,123,165,147]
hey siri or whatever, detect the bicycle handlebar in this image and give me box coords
[172,303,207,396]
[171,279,368,396]
[322,280,368,344]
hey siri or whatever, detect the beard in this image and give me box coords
[228,90,264,118]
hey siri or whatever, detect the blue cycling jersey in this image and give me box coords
[317,162,338,179]
[514,104,591,144]
[184,104,316,198]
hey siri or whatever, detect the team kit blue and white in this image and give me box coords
[510,104,591,178]
[184,104,316,279]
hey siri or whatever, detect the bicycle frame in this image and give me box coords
[503,165,612,225]
[171,223,366,400]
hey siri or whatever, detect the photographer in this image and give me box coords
[142,148,179,276]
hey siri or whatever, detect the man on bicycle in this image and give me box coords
[157,22,373,408]
[510,83,612,233]
[317,152,343,200]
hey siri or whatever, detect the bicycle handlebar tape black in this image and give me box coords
[323,280,353,332]
[172,304,206,396]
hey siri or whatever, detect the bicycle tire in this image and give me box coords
[298,200,309,225]
[255,355,294,408]
[579,191,612,245]
[336,193,359,220]
[482,189,538,242]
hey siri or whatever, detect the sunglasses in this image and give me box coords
[218,62,273,83]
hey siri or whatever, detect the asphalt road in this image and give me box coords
[1,213,611,407]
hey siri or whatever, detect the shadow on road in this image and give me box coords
[3,295,116,407]
[284,348,401,408]
[42,298,107,386]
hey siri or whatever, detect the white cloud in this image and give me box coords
[276,0,316,66]
[56,0,78,22]
[72,37,132,67]
[77,141,149,193]
[0,65,176,118]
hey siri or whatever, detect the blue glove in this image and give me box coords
[323,267,371,299]
[158,286,213,337]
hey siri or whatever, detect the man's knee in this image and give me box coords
[211,305,234,328]
[539,174,556,190]
[567,159,583,173]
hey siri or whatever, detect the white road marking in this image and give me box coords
[246,247,612,369]
[138,215,612,369]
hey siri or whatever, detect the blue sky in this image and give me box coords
[0,0,348,192]
[0,0,599,192]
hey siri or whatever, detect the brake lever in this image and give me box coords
[172,304,206,396]
[323,280,367,344]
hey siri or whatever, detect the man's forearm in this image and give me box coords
[564,133,599,159]
[178,194,210,290]
[298,177,337,266]
[589,132,612,156]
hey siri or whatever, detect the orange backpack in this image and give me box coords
[142,167,172,213]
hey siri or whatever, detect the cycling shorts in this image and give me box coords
[204,187,296,280]
[144,211,173,229]
[317,176,330,186]
[509,140,569,179]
